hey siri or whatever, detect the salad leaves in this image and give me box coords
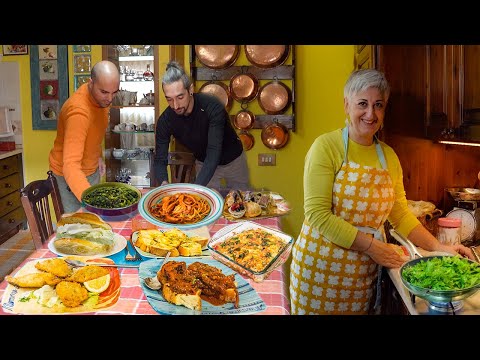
[402,256,480,290]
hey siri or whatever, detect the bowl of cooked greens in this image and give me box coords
[81,182,142,219]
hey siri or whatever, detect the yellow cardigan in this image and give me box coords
[303,128,420,248]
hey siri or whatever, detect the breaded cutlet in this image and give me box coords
[55,281,89,308]
[67,265,109,283]
[5,272,62,288]
[35,258,72,278]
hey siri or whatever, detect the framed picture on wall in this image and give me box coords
[72,45,91,53]
[3,45,28,56]
[30,45,68,130]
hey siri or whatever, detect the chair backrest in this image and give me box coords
[168,151,196,184]
[20,170,64,249]
[149,150,196,186]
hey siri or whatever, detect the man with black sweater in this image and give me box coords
[153,61,251,193]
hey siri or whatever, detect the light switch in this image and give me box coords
[258,153,276,166]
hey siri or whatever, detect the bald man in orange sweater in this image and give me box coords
[49,60,120,213]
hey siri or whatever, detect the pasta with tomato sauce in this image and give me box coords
[149,193,211,224]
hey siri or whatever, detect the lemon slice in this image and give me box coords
[83,274,111,293]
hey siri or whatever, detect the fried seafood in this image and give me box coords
[55,281,89,307]
[5,272,62,288]
[67,265,109,283]
[35,258,72,278]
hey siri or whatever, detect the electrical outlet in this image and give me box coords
[258,153,276,166]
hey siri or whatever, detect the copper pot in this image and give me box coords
[238,131,255,151]
[199,81,233,112]
[229,72,259,103]
[195,45,240,69]
[244,45,290,68]
[233,109,255,130]
[261,120,289,150]
[258,81,292,115]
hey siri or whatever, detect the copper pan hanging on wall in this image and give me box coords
[244,45,290,69]
[229,72,259,103]
[195,45,240,69]
[199,81,233,112]
[261,119,289,150]
[258,80,292,115]
[238,130,255,151]
[233,105,255,130]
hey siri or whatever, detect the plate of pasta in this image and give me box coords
[138,183,224,230]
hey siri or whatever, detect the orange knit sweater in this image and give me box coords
[49,83,109,201]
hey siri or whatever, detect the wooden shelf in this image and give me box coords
[193,65,294,81]
[229,114,294,131]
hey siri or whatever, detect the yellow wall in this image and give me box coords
[1,45,354,238]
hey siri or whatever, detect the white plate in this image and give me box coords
[48,233,127,258]
[132,226,211,258]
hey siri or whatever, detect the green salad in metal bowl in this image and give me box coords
[402,256,480,291]
[81,182,141,219]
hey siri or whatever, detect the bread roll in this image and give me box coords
[245,201,262,217]
[58,212,111,230]
[54,238,110,256]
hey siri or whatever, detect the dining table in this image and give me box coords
[0,213,291,315]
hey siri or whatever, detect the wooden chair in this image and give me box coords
[20,170,64,249]
[149,150,196,186]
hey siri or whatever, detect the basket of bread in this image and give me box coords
[223,189,290,221]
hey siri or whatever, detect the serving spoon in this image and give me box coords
[144,251,171,290]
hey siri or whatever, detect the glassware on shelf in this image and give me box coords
[143,64,154,81]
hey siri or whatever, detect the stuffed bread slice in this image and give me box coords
[57,212,111,230]
[54,223,116,256]
[53,238,111,256]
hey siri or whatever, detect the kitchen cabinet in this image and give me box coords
[380,269,410,315]
[0,151,26,245]
[377,45,480,142]
[354,45,376,70]
[374,45,480,209]
[102,45,157,187]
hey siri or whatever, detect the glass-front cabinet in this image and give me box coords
[102,45,156,187]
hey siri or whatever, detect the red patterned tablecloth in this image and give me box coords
[0,215,291,315]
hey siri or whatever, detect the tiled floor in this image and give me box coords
[0,230,35,282]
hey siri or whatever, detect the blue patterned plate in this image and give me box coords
[138,184,224,230]
[139,257,266,315]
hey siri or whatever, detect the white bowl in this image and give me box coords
[138,183,224,230]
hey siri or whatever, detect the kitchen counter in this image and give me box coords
[387,263,480,315]
[0,148,22,161]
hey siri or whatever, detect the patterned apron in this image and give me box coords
[290,127,395,314]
